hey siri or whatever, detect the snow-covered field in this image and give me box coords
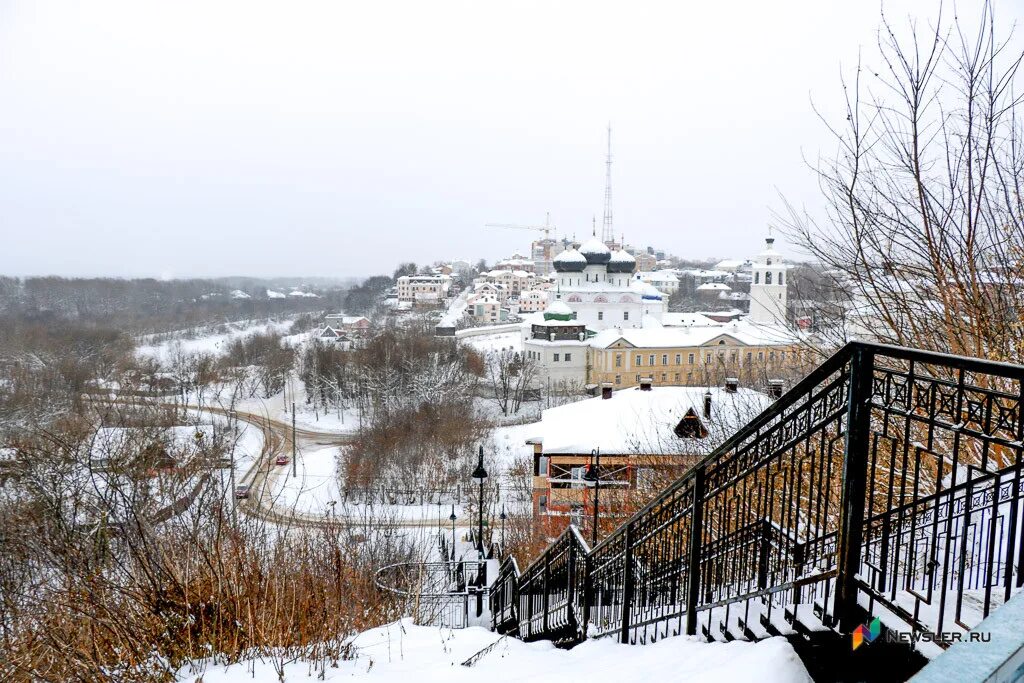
[178,619,812,683]
[460,328,524,355]
[136,319,297,362]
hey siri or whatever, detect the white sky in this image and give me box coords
[0,0,1017,278]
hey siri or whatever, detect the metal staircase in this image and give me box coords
[490,342,1024,668]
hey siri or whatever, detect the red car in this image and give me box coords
[234,484,250,499]
[275,455,290,466]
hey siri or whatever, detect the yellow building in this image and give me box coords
[586,320,806,389]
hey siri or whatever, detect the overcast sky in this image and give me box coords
[0,1,1016,279]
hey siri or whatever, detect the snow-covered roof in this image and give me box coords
[553,248,587,263]
[288,290,319,297]
[715,259,746,270]
[544,300,574,319]
[578,238,611,260]
[697,282,732,291]
[638,271,678,283]
[230,289,251,299]
[589,320,799,349]
[530,386,772,455]
[610,249,636,263]
[266,289,286,299]
[661,312,718,327]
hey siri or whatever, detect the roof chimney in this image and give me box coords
[601,383,613,400]
[724,377,739,393]
[639,376,654,391]
[768,379,784,400]
[703,390,713,418]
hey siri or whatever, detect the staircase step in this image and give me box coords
[759,612,785,637]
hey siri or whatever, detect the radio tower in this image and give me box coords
[601,123,614,246]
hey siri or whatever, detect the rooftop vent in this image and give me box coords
[639,377,654,392]
[724,377,739,393]
[704,390,713,418]
[601,383,613,400]
[768,379,785,399]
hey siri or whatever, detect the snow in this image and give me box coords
[265,445,342,515]
[460,328,524,355]
[589,319,798,349]
[529,386,772,455]
[266,289,286,299]
[553,248,587,264]
[136,320,295,362]
[230,289,251,299]
[178,619,811,682]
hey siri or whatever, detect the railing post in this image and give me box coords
[567,537,577,634]
[619,522,635,644]
[685,465,706,636]
[836,344,874,633]
[582,552,593,639]
[542,551,550,635]
[757,519,770,591]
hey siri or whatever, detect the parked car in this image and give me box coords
[234,484,250,499]
[275,455,290,466]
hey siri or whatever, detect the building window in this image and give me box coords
[565,353,572,362]
[730,352,737,363]
[636,355,642,366]
[539,495,548,514]
[688,353,695,364]
[553,353,560,362]
[661,373,667,381]
[649,354,655,365]
[755,271,760,284]
[705,353,712,364]
[779,272,784,286]
[538,457,549,476]
[598,311,604,321]
[780,351,786,361]
[623,311,629,321]
[766,272,773,285]
[758,351,764,360]
[747,352,752,363]
[636,374,641,382]
[674,373,680,381]
[615,375,621,385]
[662,354,668,365]
[770,351,776,361]
[615,354,622,368]
[675,353,681,364]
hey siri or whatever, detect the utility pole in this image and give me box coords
[291,401,297,478]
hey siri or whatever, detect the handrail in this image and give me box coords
[492,341,1024,649]
[592,342,855,555]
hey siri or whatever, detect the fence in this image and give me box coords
[492,341,1024,648]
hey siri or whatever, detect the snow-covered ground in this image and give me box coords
[460,328,524,355]
[264,445,342,516]
[178,618,812,683]
[136,319,297,363]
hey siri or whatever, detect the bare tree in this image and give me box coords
[485,349,538,416]
[781,1,1024,362]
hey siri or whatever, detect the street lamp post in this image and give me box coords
[499,505,507,555]
[583,448,601,547]
[449,505,457,562]
[471,445,488,559]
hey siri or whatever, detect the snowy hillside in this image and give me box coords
[179,619,811,683]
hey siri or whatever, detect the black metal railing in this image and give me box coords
[491,341,1024,648]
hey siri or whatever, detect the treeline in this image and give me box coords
[0,276,345,335]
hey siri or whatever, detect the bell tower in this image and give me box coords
[748,235,787,324]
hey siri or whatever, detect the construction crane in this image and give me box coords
[484,213,556,241]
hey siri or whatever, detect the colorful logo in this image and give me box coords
[852,617,881,650]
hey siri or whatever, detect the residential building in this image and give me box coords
[526,382,772,533]
[636,270,680,294]
[517,289,548,314]
[396,274,452,306]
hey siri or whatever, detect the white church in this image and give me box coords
[548,236,667,331]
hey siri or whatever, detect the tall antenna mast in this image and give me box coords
[601,123,614,245]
